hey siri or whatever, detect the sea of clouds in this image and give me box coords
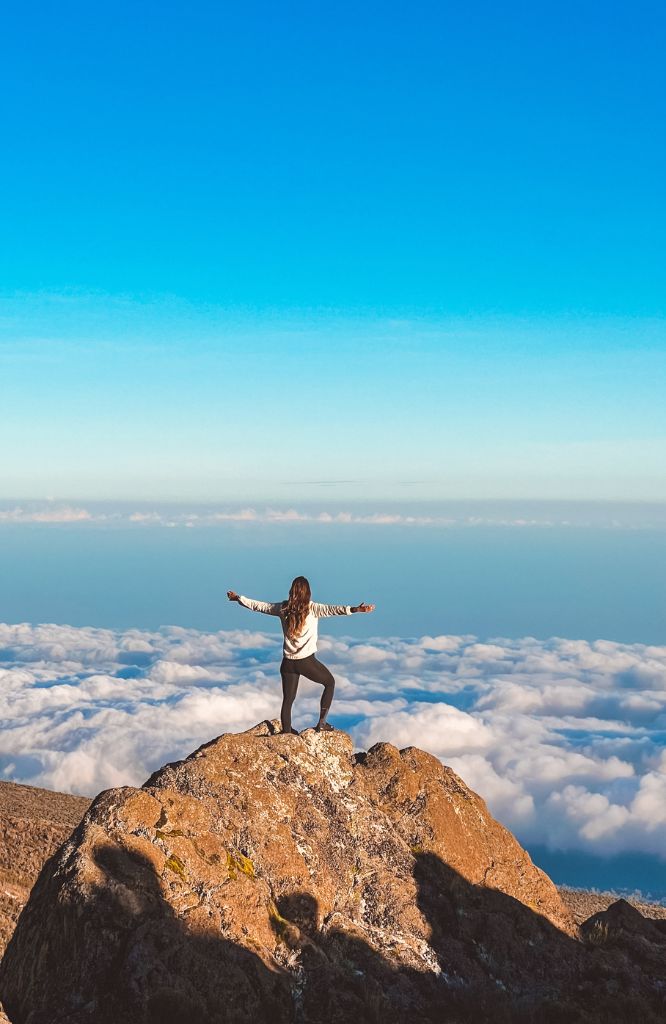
[1,622,665,863]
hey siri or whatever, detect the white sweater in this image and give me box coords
[237,596,352,659]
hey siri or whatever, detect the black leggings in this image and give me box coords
[280,654,335,732]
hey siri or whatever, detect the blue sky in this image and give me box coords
[1,1,665,501]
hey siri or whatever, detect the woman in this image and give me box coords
[227,577,374,734]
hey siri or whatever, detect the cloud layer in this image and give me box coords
[1,623,665,864]
[2,502,665,529]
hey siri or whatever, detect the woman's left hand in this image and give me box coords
[354,603,375,613]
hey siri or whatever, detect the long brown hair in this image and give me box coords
[283,576,312,639]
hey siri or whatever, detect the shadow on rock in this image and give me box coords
[410,852,666,1024]
[0,841,291,1024]
[269,855,666,1024]
[3,842,666,1024]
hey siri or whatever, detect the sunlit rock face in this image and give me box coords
[1,723,664,1023]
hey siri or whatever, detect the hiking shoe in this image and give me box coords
[315,722,334,733]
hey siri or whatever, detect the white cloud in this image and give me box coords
[354,702,495,755]
[0,623,665,863]
[0,505,93,523]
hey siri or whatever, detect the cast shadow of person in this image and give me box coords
[273,865,572,1024]
[274,852,666,1024]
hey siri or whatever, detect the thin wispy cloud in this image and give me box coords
[1,623,665,864]
[0,505,94,524]
[2,503,665,529]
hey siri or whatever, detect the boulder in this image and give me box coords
[1,723,664,1023]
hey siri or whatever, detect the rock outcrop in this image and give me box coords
[1,723,665,1023]
[0,781,91,959]
[560,887,666,927]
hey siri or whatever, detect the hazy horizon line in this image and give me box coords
[1,498,665,530]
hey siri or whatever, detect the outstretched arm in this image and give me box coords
[227,591,283,616]
[312,601,376,618]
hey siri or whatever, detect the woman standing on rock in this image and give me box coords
[227,576,374,735]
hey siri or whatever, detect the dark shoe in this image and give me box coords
[315,722,334,733]
[283,728,299,735]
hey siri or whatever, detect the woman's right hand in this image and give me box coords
[227,590,240,602]
[354,603,375,613]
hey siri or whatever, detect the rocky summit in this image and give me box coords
[1,723,665,1023]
